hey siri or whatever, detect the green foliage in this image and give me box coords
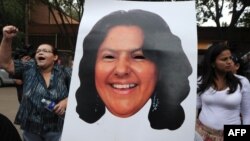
[43,0,84,21]
[0,0,25,30]
[238,10,250,27]
[0,0,25,50]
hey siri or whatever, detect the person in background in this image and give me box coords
[13,55,32,103]
[241,53,250,80]
[230,53,243,75]
[57,53,74,68]
[196,42,250,141]
[11,45,34,103]
[0,25,71,141]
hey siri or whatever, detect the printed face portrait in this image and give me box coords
[62,1,199,140]
[95,25,158,117]
[76,9,192,130]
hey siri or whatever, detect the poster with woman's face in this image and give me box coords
[61,0,197,141]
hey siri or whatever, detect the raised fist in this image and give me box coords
[2,25,19,39]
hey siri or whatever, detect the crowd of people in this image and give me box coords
[1,25,250,141]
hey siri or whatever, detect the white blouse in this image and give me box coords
[197,75,250,130]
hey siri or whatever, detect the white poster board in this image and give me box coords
[62,0,197,141]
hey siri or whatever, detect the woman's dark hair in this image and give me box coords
[231,53,240,65]
[76,9,192,130]
[197,42,242,94]
[231,53,245,76]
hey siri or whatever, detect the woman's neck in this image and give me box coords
[214,72,227,91]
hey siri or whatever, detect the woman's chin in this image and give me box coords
[107,107,138,118]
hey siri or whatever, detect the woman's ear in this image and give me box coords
[235,64,240,71]
[54,55,59,62]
